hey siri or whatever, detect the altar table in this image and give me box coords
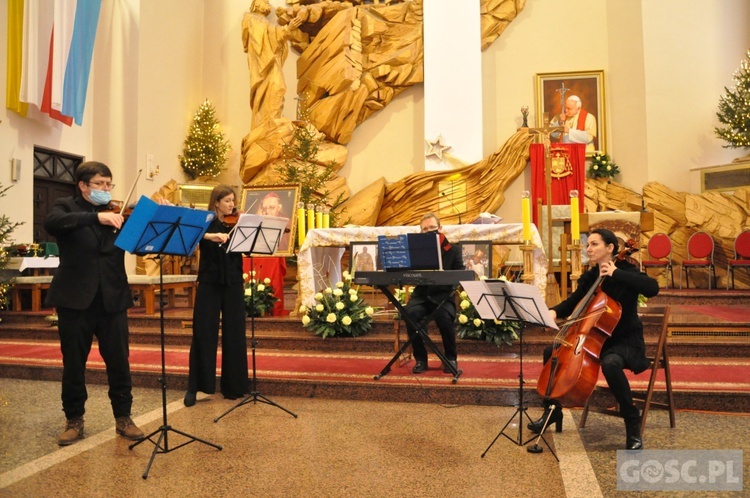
[297,224,548,306]
[7,257,59,275]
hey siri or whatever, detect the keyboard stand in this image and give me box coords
[373,284,463,383]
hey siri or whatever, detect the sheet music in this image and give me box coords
[226,214,288,255]
[460,279,558,329]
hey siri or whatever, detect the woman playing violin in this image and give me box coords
[184,185,249,407]
[530,228,659,450]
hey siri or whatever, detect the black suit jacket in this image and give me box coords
[44,196,133,313]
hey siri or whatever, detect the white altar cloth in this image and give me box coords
[297,224,548,305]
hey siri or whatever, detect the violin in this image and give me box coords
[102,199,135,218]
[221,208,239,227]
[535,239,638,407]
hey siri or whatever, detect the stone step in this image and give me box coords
[2,314,748,358]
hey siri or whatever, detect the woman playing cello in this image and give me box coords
[529,228,659,450]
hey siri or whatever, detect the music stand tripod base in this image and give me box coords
[214,246,297,423]
[467,281,557,459]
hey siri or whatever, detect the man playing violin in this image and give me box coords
[44,161,144,445]
[530,228,659,450]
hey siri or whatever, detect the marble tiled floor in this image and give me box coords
[0,379,748,497]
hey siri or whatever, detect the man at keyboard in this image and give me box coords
[405,213,465,374]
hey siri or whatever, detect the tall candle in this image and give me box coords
[297,202,306,247]
[316,206,323,229]
[521,191,531,242]
[307,203,315,233]
[322,207,330,228]
[570,190,580,242]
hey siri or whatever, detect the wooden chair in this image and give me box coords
[727,229,750,289]
[579,306,676,438]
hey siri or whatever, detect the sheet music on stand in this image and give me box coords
[226,214,288,255]
[115,195,214,256]
[460,280,558,329]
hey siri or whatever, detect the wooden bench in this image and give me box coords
[127,275,197,315]
[11,276,54,312]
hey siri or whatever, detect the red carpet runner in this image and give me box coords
[1,339,748,393]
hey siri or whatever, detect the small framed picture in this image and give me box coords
[349,242,379,273]
[461,241,492,279]
[241,184,300,257]
[535,70,606,155]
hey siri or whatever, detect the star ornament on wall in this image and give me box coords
[425,134,451,159]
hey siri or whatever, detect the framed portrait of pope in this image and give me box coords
[535,70,606,155]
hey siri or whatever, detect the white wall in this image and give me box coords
[640,0,750,193]
[2,0,749,247]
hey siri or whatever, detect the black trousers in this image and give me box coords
[188,282,249,397]
[404,300,457,363]
[542,344,638,421]
[57,296,133,420]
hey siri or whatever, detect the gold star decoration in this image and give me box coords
[425,134,451,159]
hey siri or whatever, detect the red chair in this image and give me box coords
[680,231,715,289]
[641,233,674,288]
[727,229,750,289]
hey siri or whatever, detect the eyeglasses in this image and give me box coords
[88,181,115,190]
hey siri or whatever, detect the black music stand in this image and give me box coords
[115,196,222,479]
[461,280,560,461]
[213,214,297,422]
[373,284,463,383]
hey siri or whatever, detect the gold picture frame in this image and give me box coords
[535,70,606,155]
[241,184,301,257]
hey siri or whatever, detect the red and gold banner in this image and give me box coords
[530,143,586,225]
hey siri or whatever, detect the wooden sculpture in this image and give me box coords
[240,0,528,219]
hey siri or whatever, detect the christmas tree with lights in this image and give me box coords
[179,99,231,180]
[716,50,750,150]
[0,183,23,310]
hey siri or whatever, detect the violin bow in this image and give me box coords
[120,168,143,215]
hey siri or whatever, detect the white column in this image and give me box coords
[423,0,483,171]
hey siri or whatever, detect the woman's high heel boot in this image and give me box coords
[527,403,563,433]
[625,417,643,450]
[622,403,643,450]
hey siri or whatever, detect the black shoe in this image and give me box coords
[626,435,643,450]
[527,405,563,433]
[442,360,458,374]
[412,361,428,374]
[183,391,196,407]
[625,416,643,450]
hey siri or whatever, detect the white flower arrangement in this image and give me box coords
[454,277,521,347]
[300,270,375,338]
[243,272,279,317]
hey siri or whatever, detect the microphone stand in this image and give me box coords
[440,191,463,224]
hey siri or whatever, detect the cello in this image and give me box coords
[536,239,638,407]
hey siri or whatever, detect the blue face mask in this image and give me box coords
[89,189,111,206]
